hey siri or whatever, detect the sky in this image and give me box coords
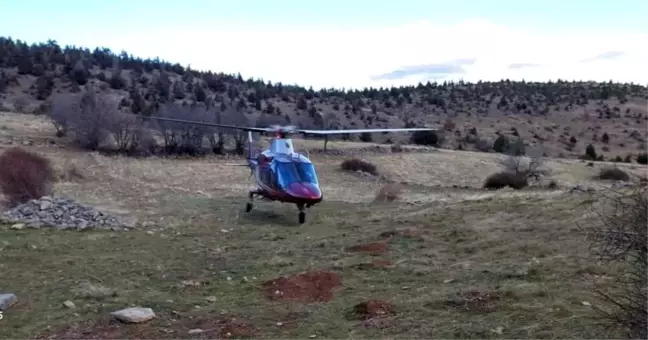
[1,0,647,90]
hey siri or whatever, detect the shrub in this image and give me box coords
[340,158,378,176]
[483,171,528,190]
[636,153,647,165]
[585,144,598,160]
[411,130,443,146]
[598,167,630,181]
[585,187,647,339]
[493,134,509,153]
[0,147,54,207]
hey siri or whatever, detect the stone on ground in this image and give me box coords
[110,307,156,323]
[0,293,17,311]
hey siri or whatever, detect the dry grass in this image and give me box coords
[0,111,646,338]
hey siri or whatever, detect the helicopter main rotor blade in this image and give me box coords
[297,127,439,135]
[140,116,272,133]
[140,116,439,135]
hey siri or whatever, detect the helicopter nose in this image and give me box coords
[287,182,321,200]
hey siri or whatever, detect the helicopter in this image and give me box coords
[143,116,437,224]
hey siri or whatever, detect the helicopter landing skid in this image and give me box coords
[297,203,306,224]
[245,189,308,224]
[245,189,260,212]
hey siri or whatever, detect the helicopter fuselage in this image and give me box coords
[248,138,323,207]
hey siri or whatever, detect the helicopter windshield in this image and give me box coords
[274,160,318,188]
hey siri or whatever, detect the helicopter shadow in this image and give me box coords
[238,204,302,226]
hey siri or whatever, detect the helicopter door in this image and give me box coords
[257,155,275,189]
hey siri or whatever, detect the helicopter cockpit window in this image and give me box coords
[274,159,318,188]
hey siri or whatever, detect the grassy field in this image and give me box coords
[0,111,644,338]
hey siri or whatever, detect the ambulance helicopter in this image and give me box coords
[144,116,436,224]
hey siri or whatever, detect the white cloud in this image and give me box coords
[70,18,648,90]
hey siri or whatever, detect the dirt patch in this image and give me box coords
[210,318,256,339]
[379,229,425,241]
[220,318,257,337]
[35,319,165,339]
[351,300,393,320]
[437,290,503,313]
[261,270,342,303]
[346,242,389,255]
[350,260,393,270]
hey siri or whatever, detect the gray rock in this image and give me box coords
[10,223,24,230]
[110,307,156,323]
[39,200,53,210]
[0,293,17,311]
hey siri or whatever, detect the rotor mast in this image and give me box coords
[268,126,295,155]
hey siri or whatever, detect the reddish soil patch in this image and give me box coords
[346,242,388,255]
[352,300,393,320]
[350,260,393,270]
[261,270,342,303]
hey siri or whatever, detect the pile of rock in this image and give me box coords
[1,196,130,230]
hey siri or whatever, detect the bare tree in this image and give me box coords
[151,102,204,154]
[67,89,121,150]
[47,93,74,137]
[47,87,121,151]
[499,145,549,181]
[205,101,225,154]
[222,104,251,155]
[104,111,143,152]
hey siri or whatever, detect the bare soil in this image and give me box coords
[346,242,389,255]
[261,270,342,303]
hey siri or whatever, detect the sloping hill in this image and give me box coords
[0,37,646,160]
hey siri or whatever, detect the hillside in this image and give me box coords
[0,36,647,160]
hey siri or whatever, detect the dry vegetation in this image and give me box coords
[0,36,647,339]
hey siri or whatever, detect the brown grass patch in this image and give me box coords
[346,242,389,255]
[373,183,402,203]
[340,158,378,176]
[439,290,504,313]
[350,260,393,270]
[351,300,393,320]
